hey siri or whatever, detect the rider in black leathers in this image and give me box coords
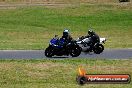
[60,29,73,54]
[85,29,100,51]
[61,29,73,44]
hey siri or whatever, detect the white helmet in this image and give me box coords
[63,29,69,36]
[64,29,69,33]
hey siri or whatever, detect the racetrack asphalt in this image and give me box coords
[0,49,132,59]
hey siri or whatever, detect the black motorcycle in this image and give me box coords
[45,37,81,57]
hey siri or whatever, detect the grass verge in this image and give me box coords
[0,59,132,88]
[0,3,132,49]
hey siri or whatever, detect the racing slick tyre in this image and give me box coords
[45,46,54,57]
[94,44,104,54]
[70,46,81,57]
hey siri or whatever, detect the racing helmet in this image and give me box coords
[88,29,94,35]
[63,29,69,37]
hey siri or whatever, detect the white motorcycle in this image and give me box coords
[76,37,106,54]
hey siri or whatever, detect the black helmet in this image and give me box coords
[88,29,94,35]
[63,29,69,37]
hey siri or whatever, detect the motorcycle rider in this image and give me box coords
[61,29,73,44]
[59,29,73,55]
[85,29,100,51]
[86,30,100,43]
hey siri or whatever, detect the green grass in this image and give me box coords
[0,59,132,88]
[0,0,125,3]
[0,3,132,49]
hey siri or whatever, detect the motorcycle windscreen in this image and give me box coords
[50,38,64,49]
[50,38,58,45]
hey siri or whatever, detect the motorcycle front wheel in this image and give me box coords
[45,46,54,57]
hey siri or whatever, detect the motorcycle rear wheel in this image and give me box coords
[70,46,81,57]
[94,44,104,54]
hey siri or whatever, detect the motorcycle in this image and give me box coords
[76,36,106,54]
[45,36,82,57]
